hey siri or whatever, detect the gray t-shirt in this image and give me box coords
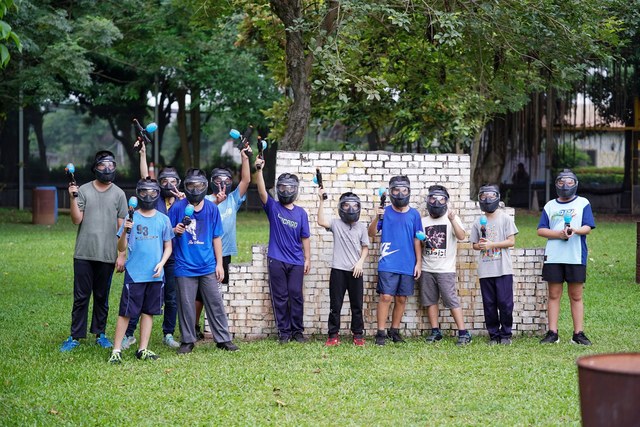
[328,218,370,271]
[74,181,127,263]
[470,210,519,279]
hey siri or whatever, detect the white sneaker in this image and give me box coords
[121,335,136,350]
[163,334,180,348]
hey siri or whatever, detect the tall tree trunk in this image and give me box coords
[26,107,49,180]
[176,88,191,170]
[0,110,19,184]
[190,88,201,168]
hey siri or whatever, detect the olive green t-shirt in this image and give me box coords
[74,181,127,263]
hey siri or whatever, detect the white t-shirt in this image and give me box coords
[420,214,466,273]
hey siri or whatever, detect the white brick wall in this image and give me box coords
[206,151,548,339]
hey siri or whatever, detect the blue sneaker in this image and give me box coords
[121,335,136,350]
[60,336,80,352]
[96,333,113,348]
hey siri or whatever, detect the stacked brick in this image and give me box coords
[206,151,548,339]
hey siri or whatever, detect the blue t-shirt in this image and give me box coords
[205,188,247,257]
[378,206,422,275]
[263,196,310,265]
[117,211,174,283]
[169,198,223,277]
[538,196,596,265]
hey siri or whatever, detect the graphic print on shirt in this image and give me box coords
[481,223,501,261]
[277,212,298,229]
[424,224,447,258]
[220,205,233,222]
[185,219,199,243]
[552,208,574,222]
[379,242,399,260]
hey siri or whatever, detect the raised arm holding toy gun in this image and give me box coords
[229,126,254,162]
[65,163,78,198]
[132,119,157,153]
[313,168,328,200]
[256,135,267,170]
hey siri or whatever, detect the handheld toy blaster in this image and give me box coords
[182,204,195,227]
[480,215,487,239]
[416,231,426,241]
[313,168,328,200]
[378,187,387,220]
[127,197,138,234]
[256,135,267,170]
[564,212,573,239]
[133,119,158,152]
[65,163,78,198]
[229,126,254,161]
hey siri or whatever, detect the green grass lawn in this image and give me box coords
[0,207,638,426]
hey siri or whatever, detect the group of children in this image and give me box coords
[60,147,595,361]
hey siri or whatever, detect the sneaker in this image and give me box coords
[325,336,340,347]
[571,331,592,346]
[488,338,500,346]
[178,342,194,354]
[292,332,309,343]
[136,348,159,360]
[500,338,512,346]
[96,333,113,348]
[375,331,386,346]
[278,336,290,345]
[163,334,180,349]
[425,329,443,344]
[60,336,80,352]
[353,337,365,347]
[121,335,136,350]
[108,351,122,364]
[387,328,406,343]
[540,330,560,344]
[195,324,205,341]
[216,341,239,352]
[456,331,472,346]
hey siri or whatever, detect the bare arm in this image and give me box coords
[69,189,83,224]
[237,147,252,197]
[413,238,422,279]
[449,212,466,241]
[139,141,149,178]
[153,240,173,278]
[213,237,224,282]
[317,189,331,229]
[352,245,369,278]
[368,206,381,238]
[255,158,268,205]
[302,237,311,274]
[476,234,515,251]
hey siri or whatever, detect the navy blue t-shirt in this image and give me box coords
[263,196,310,265]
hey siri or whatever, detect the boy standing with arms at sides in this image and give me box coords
[255,157,311,344]
[317,189,370,346]
[537,169,595,346]
[169,169,239,353]
[121,142,183,350]
[61,150,128,352]
[368,175,422,346]
[420,185,472,346]
[470,185,518,345]
[109,179,174,363]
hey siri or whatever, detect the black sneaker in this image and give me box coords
[571,331,592,346]
[488,338,500,346]
[425,329,443,344]
[178,342,194,354]
[375,331,386,346]
[292,332,308,343]
[195,324,205,341]
[387,328,406,343]
[456,331,472,346]
[499,338,512,346]
[136,348,159,360]
[540,330,559,344]
[216,341,239,352]
[278,336,290,345]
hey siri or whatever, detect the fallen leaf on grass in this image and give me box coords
[275,400,287,407]
[164,369,173,374]
[49,409,59,415]
[312,368,321,374]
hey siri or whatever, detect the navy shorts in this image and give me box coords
[542,263,587,284]
[377,271,415,296]
[118,281,164,318]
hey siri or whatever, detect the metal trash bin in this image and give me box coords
[32,186,58,225]
[577,353,640,427]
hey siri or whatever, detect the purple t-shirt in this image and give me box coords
[263,196,310,265]
[169,198,223,277]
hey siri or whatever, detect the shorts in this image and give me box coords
[118,281,164,318]
[419,272,460,308]
[542,263,587,284]
[377,271,415,296]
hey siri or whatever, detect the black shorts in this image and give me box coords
[542,263,587,284]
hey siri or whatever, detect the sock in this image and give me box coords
[432,327,441,333]
[377,329,386,336]
[458,329,468,336]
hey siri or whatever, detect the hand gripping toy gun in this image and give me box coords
[563,212,573,240]
[65,163,78,198]
[182,204,195,227]
[480,215,488,239]
[132,119,158,152]
[313,168,328,200]
[126,197,138,234]
[378,187,387,221]
[229,126,254,161]
[256,135,267,170]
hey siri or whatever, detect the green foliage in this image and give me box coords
[0,209,638,425]
[0,0,21,68]
[553,142,593,170]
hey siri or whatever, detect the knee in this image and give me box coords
[379,294,393,304]
[395,296,407,305]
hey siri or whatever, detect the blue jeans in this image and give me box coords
[126,259,177,337]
